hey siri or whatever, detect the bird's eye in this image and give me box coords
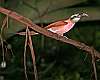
[73,16,77,17]
[70,16,77,19]
[70,13,80,20]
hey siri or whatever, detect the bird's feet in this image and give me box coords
[63,36,69,39]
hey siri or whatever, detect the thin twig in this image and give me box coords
[24,26,28,80]
[91,47,97,80]
[6,15,9,28]
[27,27,38,80]
[1,16,7,33]
[0,16,8,62]
[0,34,5,61]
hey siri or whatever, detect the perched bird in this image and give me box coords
[45,13,88,37]
[17,13,88,38]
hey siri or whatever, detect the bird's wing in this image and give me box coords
[45,20,68,30]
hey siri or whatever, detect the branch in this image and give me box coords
[0,7,100,59]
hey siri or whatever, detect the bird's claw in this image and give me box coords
[63,36,69,39]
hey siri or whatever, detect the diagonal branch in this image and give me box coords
[0,7,100,59]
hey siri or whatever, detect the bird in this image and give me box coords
[17,13,88,38]
[44,13,88,37]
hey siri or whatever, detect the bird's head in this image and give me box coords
[70,13,88,23]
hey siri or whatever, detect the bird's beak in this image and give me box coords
[81,13,88,17]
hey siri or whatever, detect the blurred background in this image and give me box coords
[0,0,100,80]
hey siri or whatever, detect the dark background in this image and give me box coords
[0,0,100,80]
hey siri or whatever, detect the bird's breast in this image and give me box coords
[47,21,75,36]
[63,22,75,33]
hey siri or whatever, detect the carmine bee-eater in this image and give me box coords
[17,13,88,38]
